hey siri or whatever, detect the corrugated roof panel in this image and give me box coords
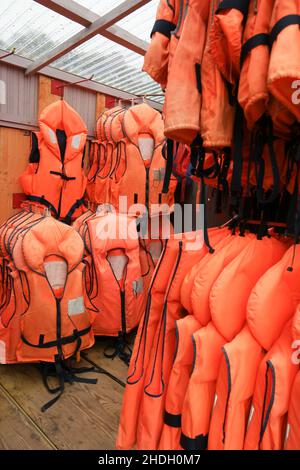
[0,0,163,102]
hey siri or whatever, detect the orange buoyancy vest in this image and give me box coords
[110,104,177,216]
[85,212,145,337]
[117,228,224,450]
[238,0,275,130]
[163,0,211,144]
[210,236,289,342]
[200,0,235,150]
[208,325,264,450]
[136,230,224,450]
[180,321,226,450]
[268,0,300,123]
[210,0,250,88]
[285,370,300,450]
[180,227,231,314]
[142,0,180,88]
[244,321,299,450]
[158,315,201,450]
[15,216,94,363]
[293,302,300,342]
[19,100,88,222]
[190,232,254,325]
[247,244,300,351]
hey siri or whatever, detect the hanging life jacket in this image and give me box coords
[85,211,145,344]
[110,103,177,216]
[285,370,300,450]
[19,100,88,223]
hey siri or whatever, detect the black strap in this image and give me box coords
[180,432,208,451]
[270,15,300,47]
[230,102,244,214]
[164,410,181,428]
[50,170,76,181]
[162,139,174,194]
[240,33,270,67]
[63,197,85,224]
[150,19,176,39]
[26,195,59,218]
[195,63,202,94]
[21,325,91,350]
[216,0,250,16]
[104,332,132,366]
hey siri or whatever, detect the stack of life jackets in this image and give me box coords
[118,219,300,450]
[143,0,300,230]
[0,210,96,410]
[20,100,88,224]
[86,103,177,217]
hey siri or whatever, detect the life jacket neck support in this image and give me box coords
[19,100,88,222]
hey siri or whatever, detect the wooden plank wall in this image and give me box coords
[0,73,106,225]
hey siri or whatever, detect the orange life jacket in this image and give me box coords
[110,103,177,216]
[116,228,225,450]
[158,315,201,450]
[244,321,298,450]
[200,0,235,150]
[19,100,88,222]
[84,211,145,339]
[268,0,300,123]
[180,321,226,450]
[247,244,300,351]
[285,370,300,450]
[142,0,180,88]
[293,302,300,342]
[207,325,264,450]
[210,236,288,342]
[164,0,211,144]
[15,216,94,364]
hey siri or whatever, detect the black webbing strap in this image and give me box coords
[216,0,250,16]
[21,326,92,349]
[270,15,300,47]
[26,195,59,218]
[162,139,174,194]
[40,358,97,412]
[104,332,132,366]
[230,103,244,214]
[180,432,208,451]
[240,33,270,67]
[164,410,181,428]
[287,129,300,242]
[50,170,76,181]
[63,197,86,224]
[150,19,176,39]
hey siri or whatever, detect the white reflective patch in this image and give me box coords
[44,261,67,291]
[133,278,143,296]
[149,241,162,263]
[284,423,291,444]
[48,128,57,144]
[72,135,81,149]
[153,168,166,181]
[108,254,127,281]
[138,137,154,161]
[68,296,85,316]
[0,340,6,364]
[247,405,255,429]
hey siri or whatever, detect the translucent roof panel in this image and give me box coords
[0,0,163,103]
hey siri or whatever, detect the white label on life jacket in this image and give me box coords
[72,135,81,149]
[149,241,163,264]
[48,128,57,144]
[44,261,67,291]
[133,278,143,296]
[138,137,154,161]
[0,340,6,364]
[153,168,166,181]
[108,254,127,281]
[68,296,85,316]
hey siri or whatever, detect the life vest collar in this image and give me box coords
[121,103,165,148]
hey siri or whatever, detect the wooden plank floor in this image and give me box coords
[0,338,130,450]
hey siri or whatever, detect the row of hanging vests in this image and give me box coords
[117,222,300,450]
[86,103,177,217]
[143,0,300,240]
[19,100,88,224]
